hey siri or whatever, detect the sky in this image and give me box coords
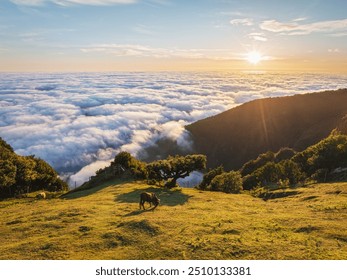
[0,0,347,72]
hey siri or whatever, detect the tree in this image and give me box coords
[293,132,347,176]
[147,154,207,188]
[113,151,134,169]
[32,157,68,192]
[275,147,296,162]
[112,151,147,179]
[242,173,259,190]
[0,137,68,198]
[13,156,37,193]
[0,160,17,197]
[240,151,275,177]
[254,161,283,186]
[210,171,243,194]
[198,165,224,190]
[279,159,306,185]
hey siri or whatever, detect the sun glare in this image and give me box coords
[246,51,262,65]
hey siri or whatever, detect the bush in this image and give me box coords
[311,168,329,182]
[240,151,275,177]
[198,165,224,190]
[210,171,243,194]
[242,173,259,190]
[279,159,306,185]
[112,151,147,179]
[275,147,296,162]
[255,162,283,185]
[292,132,347,176]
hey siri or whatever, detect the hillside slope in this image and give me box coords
[0,137,67,198]
[1,180,346,260]
[186,89,347,170]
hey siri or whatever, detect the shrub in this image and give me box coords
[198,165,224,190]
[255,161,283,185]
[275,147,296,162]
[112,151,147,179]
[240,151,275,176]
[293,132,347,176]
[210,171,243,194]
[278,159,306,185]
[242,173,259,190]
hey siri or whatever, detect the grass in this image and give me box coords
[0,179,346,260]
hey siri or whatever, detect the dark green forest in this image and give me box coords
[0,137,68,199]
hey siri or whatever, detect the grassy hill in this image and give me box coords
[1,180,346,260]
[186,88,347,170]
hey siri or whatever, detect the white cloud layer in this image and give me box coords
[260,18,347,35]
[1,72,347,187]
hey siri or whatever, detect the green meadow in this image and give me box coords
[1,179,346,260]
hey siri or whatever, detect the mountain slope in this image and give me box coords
[0,137,68,198]
[1,180,346,260]
[186,88,347,170]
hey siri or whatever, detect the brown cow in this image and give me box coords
[139,192,160,210]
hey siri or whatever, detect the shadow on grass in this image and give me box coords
[260,190,301,201]
[124,208,157,217]
[61,178,128,200]
[115,186,192,215]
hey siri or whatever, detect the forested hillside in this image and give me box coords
[0,137,68,198]
[187,89,347,170]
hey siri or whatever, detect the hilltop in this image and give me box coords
[1,180,346,260]
[186,88,347,170]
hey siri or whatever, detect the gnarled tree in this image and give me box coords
[147,154,207,188]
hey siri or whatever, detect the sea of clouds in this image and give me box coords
[1,71,347,187]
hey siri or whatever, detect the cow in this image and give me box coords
[36,192,46,199]
[139,192,160,210]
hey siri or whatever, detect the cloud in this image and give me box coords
[10,0,45,5]
[230,18,254,26]
[293,17,308,22]
[248,32,267,42]
[329,32,347,37]
[177,171,203,188]
[10,0,137,6]
[260,18,347,35]
[81,43,239,60]
[328,48,340,53]
[1,72,346,187]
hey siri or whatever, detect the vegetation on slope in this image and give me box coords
[0,180,346,260]
[82,152,206,191]
[186,88,347,170]
[197,131,347,193]
[0,137,68,199]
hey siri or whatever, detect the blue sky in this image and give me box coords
[1,0,347,72]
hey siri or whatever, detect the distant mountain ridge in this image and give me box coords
[186,88,347,170]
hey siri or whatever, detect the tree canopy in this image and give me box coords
[0,137,68,198]
[147,154,207,188]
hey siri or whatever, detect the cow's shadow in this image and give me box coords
[115,186,192,216]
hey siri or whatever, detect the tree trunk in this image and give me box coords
[165,177,178,188]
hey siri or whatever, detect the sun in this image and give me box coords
[246,51,262,65]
